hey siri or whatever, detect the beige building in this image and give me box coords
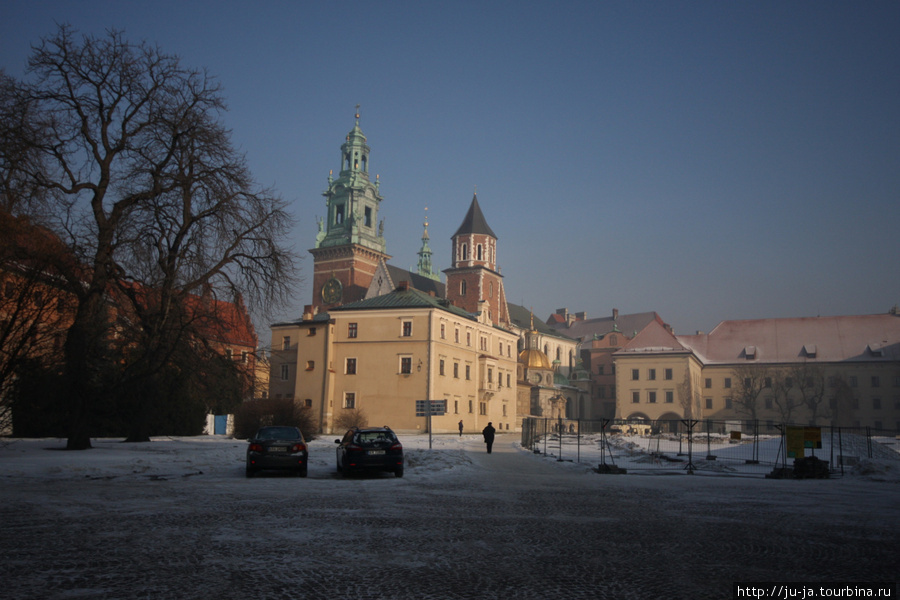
[614,312,900,431]
[270,283,519,435]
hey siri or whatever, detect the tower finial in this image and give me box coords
[355,104,360,122]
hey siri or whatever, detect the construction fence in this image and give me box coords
[520,417,900,477]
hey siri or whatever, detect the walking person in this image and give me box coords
[458,420,464,437]
[482,422,496,454]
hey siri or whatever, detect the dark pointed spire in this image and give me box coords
[453,193,497,238]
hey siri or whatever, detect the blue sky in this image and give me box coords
[2,1,898,336]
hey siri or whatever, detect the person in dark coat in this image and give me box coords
[482,422,496,454]
[458,420,464,437]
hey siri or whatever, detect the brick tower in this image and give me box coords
[444,194,509,327]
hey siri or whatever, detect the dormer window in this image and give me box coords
[744,346,757,360]
[803,344,817,358]
[868,343,884,357]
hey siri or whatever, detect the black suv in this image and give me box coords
[335,426,404,477]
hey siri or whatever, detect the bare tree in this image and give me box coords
[1,26,299,448]
[731,364,771,423]
[788,363,828,425]
[678,370,700,420]
[770,368,804,424]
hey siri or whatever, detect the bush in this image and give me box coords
[333,408,368,432]
[233,399,316,440]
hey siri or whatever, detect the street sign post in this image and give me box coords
[415,400,446,449]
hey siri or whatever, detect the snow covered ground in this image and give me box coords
[1,430,899,483]
[2,432,898,599]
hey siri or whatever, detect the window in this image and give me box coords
[465,365,471,380]
[598,365,605,376]
[724,378,732,389]
[346,358,357,375]
[764,377,772,388]
[400,357,412,374]
[665,368,673,380]
[344,392,355,409]
[453,363,459,378]
[765,398,773,409]
[280,364,289,380]
[507,374,510,387]
[873,398,882,410]
[307,327,317,336]
[306,360,315,371]
[648,391,656,404]
[348,323,358,338]
[632,391,640,404]
[632,369,639,381]
[477,244,483,261]
[850,376,858,388]
[666,391,674,403]
[455,329,460,343]
[648,369,656,381]
[364,206,372,227]
[460,280,467,295]
[872,376,881,388]
[225,348,233,360]
[725,397,732,409]
[468,400,473,413]
[241,351,248,364]
[705,398,713,409]
[488,368,493,384]
[402,321,412,337]
[705,378,712,389]
[439,360,445,376]
[282,336,291,350]
[454,400,459,414]
[479,402,486,415]
[466,332,471,346]
[440,324,445,339]
[304,399,312,408]
[461,243,468,261]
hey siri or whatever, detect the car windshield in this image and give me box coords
[256,427,300,441]
[356,431,396,444]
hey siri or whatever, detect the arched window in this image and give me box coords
[461,243,468,261]
[460,280,467,295]
[477,244,483,260]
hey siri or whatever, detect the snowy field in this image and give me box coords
[1,431,898,483]
[2,432,899,599]
[529,431,900,479]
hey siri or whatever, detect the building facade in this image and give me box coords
[270,285,519,434]
[614,313,900,431]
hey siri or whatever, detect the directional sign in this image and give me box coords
[415,399,447,417]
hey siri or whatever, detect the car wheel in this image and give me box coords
[298,468,308,478]
[395,467,404,478]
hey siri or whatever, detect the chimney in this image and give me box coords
[398,280,410,291]
[612,308,619,321]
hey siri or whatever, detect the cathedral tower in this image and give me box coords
[310,109,390,311]
[444,194,509,326]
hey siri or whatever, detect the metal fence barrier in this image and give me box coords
[521,417,900,477]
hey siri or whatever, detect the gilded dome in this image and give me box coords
[519,348,552,370]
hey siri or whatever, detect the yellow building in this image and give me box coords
[270,283,519,435]
[614,313,900,431]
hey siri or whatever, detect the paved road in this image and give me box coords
[1,434,898,599]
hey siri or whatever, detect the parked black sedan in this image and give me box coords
[335,426,404,477]
[246,426,308,478]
